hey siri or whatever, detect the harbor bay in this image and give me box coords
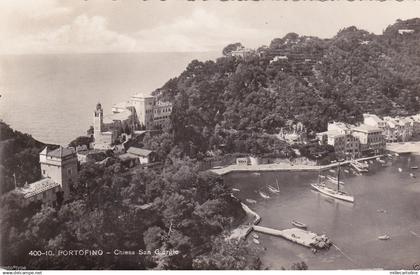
[225,155,420,269]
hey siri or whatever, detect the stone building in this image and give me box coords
[17,146,78,206]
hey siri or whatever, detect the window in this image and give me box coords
[42,170,46,175]
[68,168,72,175]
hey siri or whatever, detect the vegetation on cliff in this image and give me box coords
[0,122,46,195]
[152,18,420,159]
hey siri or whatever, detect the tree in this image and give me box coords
[222,43,244,56]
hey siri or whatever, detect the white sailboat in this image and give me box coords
[312,164,354,203]
[267,179,281,193]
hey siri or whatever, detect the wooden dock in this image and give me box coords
[253,225,331,249]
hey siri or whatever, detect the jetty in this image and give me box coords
[253,225,331,250]
[210,155,383,176]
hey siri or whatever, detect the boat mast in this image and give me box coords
[337,162,341,192]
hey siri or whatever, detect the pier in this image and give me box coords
[211,155,384,176]
[253,225,331,250]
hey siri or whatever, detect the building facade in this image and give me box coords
[351,125,385,155]
[18,146,78,206]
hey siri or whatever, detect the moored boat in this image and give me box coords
[410,173,416,178]
[252,233,259,239]
[291,220,307,229]
[253,238,260,244]
[251,172,261,176]
[398,168,403,172]
[311,183,354,203]
[411,166,419,169]
[232,188,240,192]
[377,235,390,240]
[267,185,280,193]
[246,199,257,204]
[259,191,270,199]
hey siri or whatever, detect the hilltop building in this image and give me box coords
[93,93,172,150]
[17,146,78,206]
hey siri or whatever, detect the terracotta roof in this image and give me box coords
[18,178,60,198]
[127,147,153,156]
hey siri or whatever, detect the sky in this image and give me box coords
[0,0,419,54]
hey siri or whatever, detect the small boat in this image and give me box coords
[232,188,240,192]
[379,159,386,164]
[411,166,419,169]
[410,173,416,178]
[329,169,335,173]
[377,209,387,213]
[246,199,257,204]
[251,172,261,176]
[252,233,259,239]
[395,153,400,157]
[253,238,260,244]
[376,157,381,161]
[398,168,403,173]
[319,175,326,179]
[369,160,374,164]
[377,235,391,240]
[267,185,280,193]
[291,220,307,229]
[344,169,350,174]
[259,191,270,199]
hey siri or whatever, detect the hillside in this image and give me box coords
[152,18,420,158]
[0,121,46,194]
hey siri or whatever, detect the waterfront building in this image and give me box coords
[351,125,385,155]
[318,130,360,159]
[17,146,78,206]
[383,116,412,142]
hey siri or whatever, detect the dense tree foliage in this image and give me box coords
[0,151,260,269]
[0,122,46,194]
[153,18,420,159]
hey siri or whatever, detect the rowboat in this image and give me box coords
[259,191,270,199]
[291,220,307,229]
[246,199,257,204]
[232,188,240,192]
[344,169,350,173]
[377,235,390,240]
[253,238,260,244]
